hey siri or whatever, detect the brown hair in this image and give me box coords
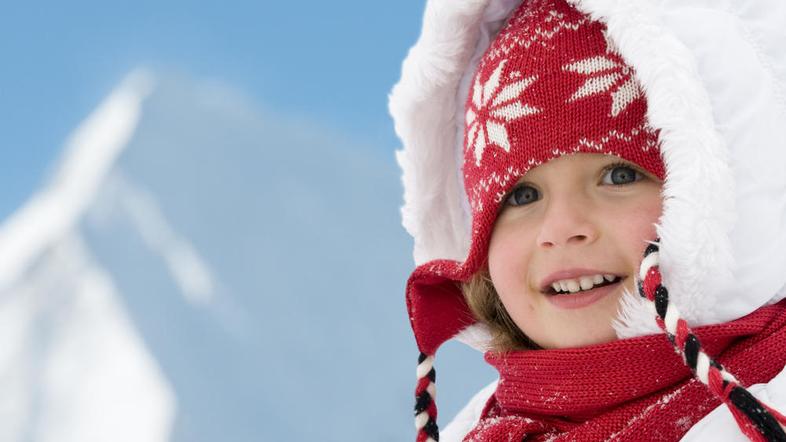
[461,269,542,351]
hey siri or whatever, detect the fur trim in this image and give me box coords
[390,0,492,265]
[566,0,734,332]
[612,282,660,339]
[391,0,524,266]
[453,323,493,352]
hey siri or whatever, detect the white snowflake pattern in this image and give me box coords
[563,54,642,117]
[466,59,540,166]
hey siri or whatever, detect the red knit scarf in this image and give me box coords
[465,301,786,441]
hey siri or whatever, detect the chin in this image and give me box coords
[536,327,618,349]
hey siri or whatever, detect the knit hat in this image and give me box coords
[405,1,786,441]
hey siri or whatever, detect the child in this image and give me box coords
[389,0,786,440]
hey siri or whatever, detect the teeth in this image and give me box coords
[549,273,620,294]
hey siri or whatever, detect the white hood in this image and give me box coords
[390,0,786,341]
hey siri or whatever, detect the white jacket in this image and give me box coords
[389,0,786,440]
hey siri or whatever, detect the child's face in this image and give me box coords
[487,153,663,349]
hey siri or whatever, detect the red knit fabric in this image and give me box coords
[463,301,786,441]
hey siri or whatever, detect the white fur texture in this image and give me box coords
[612,283,660,339]
[565,0,738,352]
[390,0,493,265]
[453,322,494,352]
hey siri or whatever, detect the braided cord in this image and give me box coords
[638,241,786,442]
[415,352,439,442]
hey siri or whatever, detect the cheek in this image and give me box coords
[487,223,534,298]
[487,221,541,340]
[611,190,663,257]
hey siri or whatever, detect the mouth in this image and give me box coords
[542,275,627,310]
[542,274,626,296]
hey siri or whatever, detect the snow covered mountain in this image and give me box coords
[0,70,494,442]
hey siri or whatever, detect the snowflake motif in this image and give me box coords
[562,54,642,117]
[466,59,540,166]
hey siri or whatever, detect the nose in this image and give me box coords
[535,192,599,249]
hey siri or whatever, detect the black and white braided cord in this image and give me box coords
[415,352,439,442]
[638,240,786,442]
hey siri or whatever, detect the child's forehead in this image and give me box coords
[519,153,624,178]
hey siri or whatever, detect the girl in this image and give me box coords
[389,0,786,440]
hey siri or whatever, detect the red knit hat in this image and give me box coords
[410,2,786,441]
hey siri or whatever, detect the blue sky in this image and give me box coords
[0,0,422,220]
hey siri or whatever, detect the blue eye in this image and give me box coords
[506,184,539,206]
[602,164,641,185]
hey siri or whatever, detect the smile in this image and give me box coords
[545,276,627,310]
[548,274,623,294]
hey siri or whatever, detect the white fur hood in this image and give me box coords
[390,0,786,343]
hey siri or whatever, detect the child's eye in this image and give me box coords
[506,184,539,206]
[601,164,642,185]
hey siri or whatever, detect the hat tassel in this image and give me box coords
[415,353,439,441]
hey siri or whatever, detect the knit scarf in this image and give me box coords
[464,301,786,441]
